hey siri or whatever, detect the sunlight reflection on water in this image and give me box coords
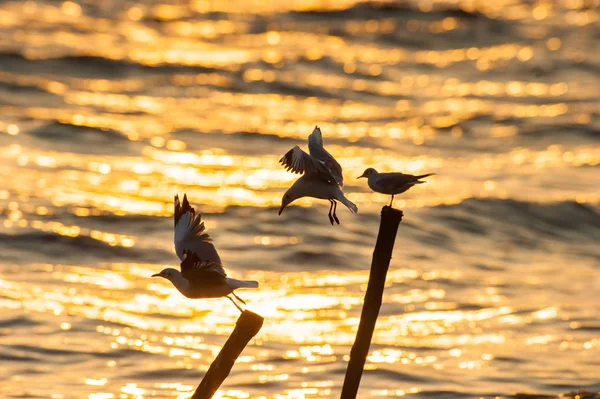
[1,0,600,398]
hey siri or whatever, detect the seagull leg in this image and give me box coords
[227,295,243,312]
[232,292,247,305]
[327,200,334,225]
[389,195,394,207]
[332,200,340,224]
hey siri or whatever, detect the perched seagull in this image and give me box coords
[152,194,258,311]
[279,126,357,225]
[357,168,434,207]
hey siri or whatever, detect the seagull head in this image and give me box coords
[358,168,377,179]
[278,194,293,215]
[152,267,180,282]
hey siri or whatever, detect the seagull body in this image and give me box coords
[358,168,434,207]
[279,126,357,224]
[152,195,258,311]
[283,174,358,220]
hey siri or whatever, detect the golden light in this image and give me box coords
[0,1,597,398]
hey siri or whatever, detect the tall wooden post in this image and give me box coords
[340,206,403,399]
[191,310,264,399]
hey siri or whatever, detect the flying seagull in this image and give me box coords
[357,168,434,207]
[279,126,357,225]
[152,194,258,311]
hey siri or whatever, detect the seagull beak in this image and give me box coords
[357,173,366,179]
[151,273,160,277]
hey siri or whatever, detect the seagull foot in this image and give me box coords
[232,292,247,305]
[227,295,244,312]
[333,214,340,224]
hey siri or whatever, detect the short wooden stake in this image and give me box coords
[191,310,264,399]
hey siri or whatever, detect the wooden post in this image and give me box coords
[340,206,403,399]
[191,310,264,399]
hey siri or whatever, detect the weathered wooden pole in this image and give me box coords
[340,205,403,399]
[191,310,264,399]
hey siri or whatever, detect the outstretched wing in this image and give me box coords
[174,194,222,264]
[279,145,337,184]
[180,250,227,285]
[307,126,344,187]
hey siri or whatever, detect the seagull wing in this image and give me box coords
[375,173,424,188]
[174,194,222,264]
[180,250,227,285]
[307,126,344,187]
[279,145,337,184]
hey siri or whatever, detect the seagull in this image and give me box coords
[357,168,434,207]
[279,126,357,225]
[152,194,258,311]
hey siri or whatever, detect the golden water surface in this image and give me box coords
[0,0,599,398]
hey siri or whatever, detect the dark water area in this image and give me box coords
[1,0,599,398]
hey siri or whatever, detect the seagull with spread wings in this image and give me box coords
[357,168,434,207]
[152,194,258,311]
[279,126,357,225]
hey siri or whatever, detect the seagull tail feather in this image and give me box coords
[338,195,358,214]
[415,173,435,180]
[227,278,259,289]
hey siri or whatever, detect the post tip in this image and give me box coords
[237,310,265,331]
[381,205,403,220]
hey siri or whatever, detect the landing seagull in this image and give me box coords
[279,126,357,225]
[152,194,258,311]
[357,168,434,207]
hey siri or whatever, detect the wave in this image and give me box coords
[168,128,297,156]
[519,123,600,140]
[408,389,477,399]
[0,316,41,328]
[292,1,491,21]
[363,367,439,383]
[511,390,600,399]
[427,198,600,242]
[0,352,38,363]
[0,232,172,265]
[291,1,513,48]
[126,367,202,380]
[30,120,127,142]
[8,344,82,357]
[0,80,54,96]
[0,52,217,78]
[24,120,142,156]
